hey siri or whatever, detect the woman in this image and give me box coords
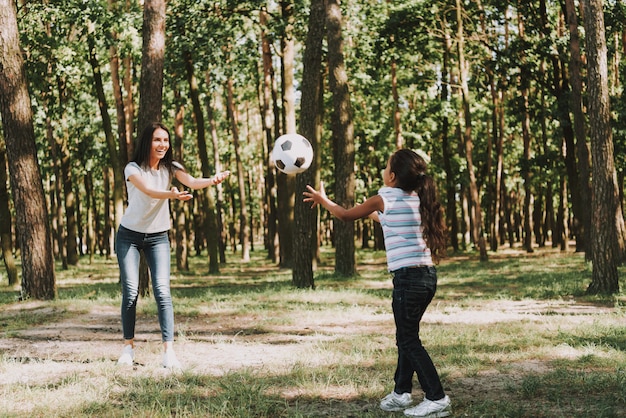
[116,122,229,369]
[303,149,450,417]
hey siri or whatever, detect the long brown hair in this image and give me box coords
[389,149,448,263]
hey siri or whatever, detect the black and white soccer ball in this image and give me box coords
[272,133,313,175]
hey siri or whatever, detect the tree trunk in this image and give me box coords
[173,100,188,271]
[564,0,592,258]
[136,0,166,296]
[84,172,96,263]
[0,143,18,285]
[184,51,221,272]
[205,76,227,264]
[225,75,251,262]
[456,0,487,261]
[516,7,534,254]
[326,0,356,276]
[281,1,296,135]
[0,0,56,300]
[103,168,113,257]
[440,25,458,252]
[582,0,621,294]
[46,116,66,266]
[557,169,569,251]
[137,0,166,132]
[293,0,325,289]
[276,0,297,268]
[260,9,279,264]
[58,130,79,265]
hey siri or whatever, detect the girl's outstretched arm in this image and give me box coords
[303,181,383,222]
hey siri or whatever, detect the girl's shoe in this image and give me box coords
[380,391,412,412]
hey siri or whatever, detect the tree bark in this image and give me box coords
[136,0,166,296]
[456,0,487,261]
[516,6,534,254]
[205,75,227,264]
[0,143,18,285]
[326,0,356,276]
[226,74,250,262]
[260,9,278,264]
[173,99,189,272]
[137,0,166,132]
[0,0,56,300]
[564,0,592,258]
[582,0,621,294]
[293,0,325,289]
[440,22,458,253]
[184,51,222,272]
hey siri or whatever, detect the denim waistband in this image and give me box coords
[391,265,431,273]
[118,224,168,237]
[391,265,436,280]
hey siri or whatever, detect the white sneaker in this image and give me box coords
[380,391,412,412]
[117,345,134,365]
[403,395,451,417]
[162,350,181,369]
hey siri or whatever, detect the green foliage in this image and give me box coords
[8,0,626,287]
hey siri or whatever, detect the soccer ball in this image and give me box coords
[272,133,313,175]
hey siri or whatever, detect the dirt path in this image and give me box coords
[0,297,614,386]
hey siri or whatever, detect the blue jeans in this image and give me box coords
[116,225,175,342]
[391,266,445,401]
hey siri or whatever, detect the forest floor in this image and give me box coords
[0,248,624,417]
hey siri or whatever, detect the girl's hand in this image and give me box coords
[212,170,230,185]
[171,187,193,201]
[303,181,327,208]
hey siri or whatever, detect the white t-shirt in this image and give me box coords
[120,161,181,233]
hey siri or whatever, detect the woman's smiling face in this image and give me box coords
[150,128,170,167]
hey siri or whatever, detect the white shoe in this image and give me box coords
[380,391,412,412]
[162,350,181,369]
[117,345,134,365]
[404,395,451,417]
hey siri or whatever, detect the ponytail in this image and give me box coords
[416,175,447,263]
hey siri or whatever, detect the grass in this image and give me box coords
[0,246,625,417]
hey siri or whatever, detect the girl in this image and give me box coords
[303,149,450,417]
[116,122,229,369]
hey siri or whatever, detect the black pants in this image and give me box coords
[391,266,445,401]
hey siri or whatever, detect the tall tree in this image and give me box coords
[136,0,166,296]
[0,0,56,299]
[275,0,297,268]
[87,27,125,244]
[226,72,251,262]
[516,4,534,253]
[183,52,222,272]
[293,0,325,289]
[564,0,592,257]
[0,141,18,285]
[456,0,487,261]
[582,0,621,294]
[260,8,279,263]
[326,0,356,276]
[137,0,166,132]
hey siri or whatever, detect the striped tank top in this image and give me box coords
[378,186,433,271]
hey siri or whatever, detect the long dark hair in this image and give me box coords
[132,122,175,173]
[389,148,447,263]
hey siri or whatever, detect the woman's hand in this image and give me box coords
[212,170,230,185]
[171,187,193,201]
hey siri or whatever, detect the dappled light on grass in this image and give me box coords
[0,247,624,417]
